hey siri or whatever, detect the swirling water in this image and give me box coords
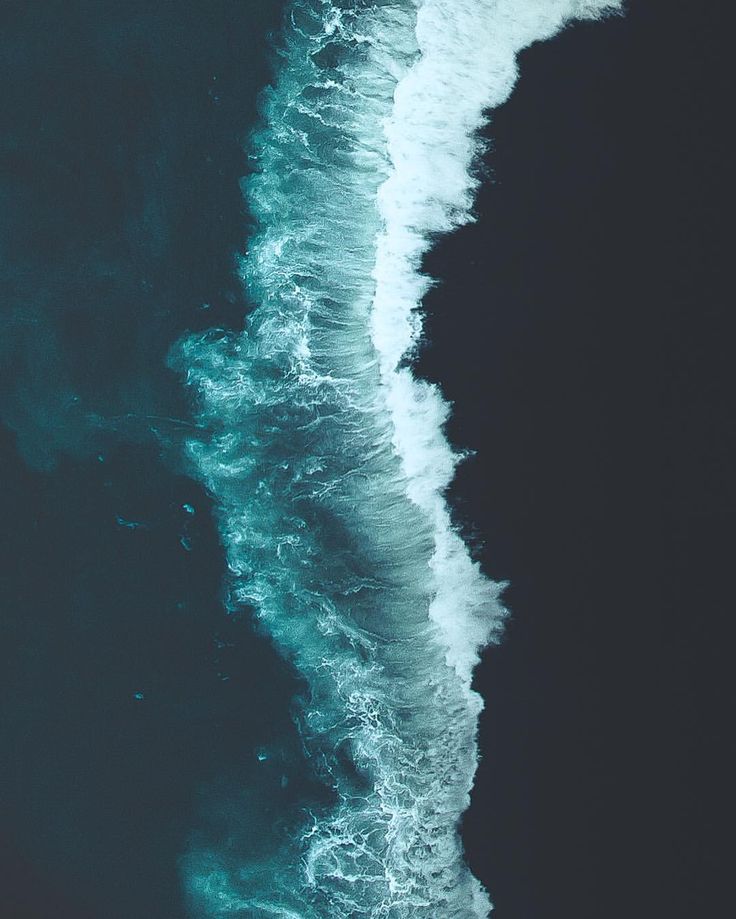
[171,1,622,915]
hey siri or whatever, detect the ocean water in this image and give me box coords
[5,2,732,917]
[169,2,623,916]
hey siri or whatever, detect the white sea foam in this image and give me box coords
[174,1,623,917]
[373,0,623,680]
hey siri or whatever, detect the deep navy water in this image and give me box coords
[1,2,732,918]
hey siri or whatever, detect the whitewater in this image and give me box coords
[171,1,622,916]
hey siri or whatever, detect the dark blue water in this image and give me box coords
[1,3,297,916]
[2,1,730,917]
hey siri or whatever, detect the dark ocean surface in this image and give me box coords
[1,1,732,918]
[1,4,296,916]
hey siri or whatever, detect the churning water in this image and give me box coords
[171,1,622,915]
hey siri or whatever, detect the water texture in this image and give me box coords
[172,1,622,915]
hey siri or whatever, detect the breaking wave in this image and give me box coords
[170,1,622,915]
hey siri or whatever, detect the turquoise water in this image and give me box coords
[171,1,622,915]
[3,2,727,916]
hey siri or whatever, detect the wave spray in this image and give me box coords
[172,1,622,915]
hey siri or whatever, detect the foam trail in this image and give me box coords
[172,1,622,916]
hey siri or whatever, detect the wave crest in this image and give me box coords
[172,1,622,916]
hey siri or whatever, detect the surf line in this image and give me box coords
[173,2,623,916]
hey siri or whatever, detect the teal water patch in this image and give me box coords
[173,0,622,915]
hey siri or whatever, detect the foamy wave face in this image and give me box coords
[172,1,622,916]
